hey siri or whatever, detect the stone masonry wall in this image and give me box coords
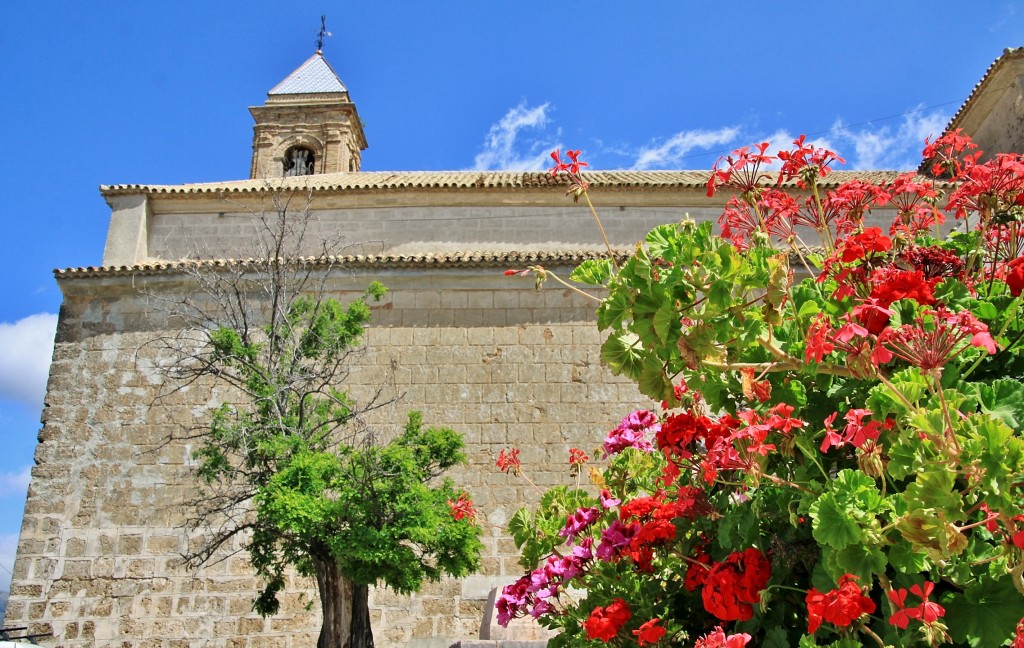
[5,268,648,647]
[145,204,724,262]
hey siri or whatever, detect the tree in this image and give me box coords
[151,189,483,648]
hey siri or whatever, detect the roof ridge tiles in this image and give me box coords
[55,248,633,277]
[99,169,923,197]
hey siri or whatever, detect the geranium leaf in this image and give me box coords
[971,300,998,320]
[809,492,861,549]
[944,575,1024,647]
[507,508,533,548]
[708,279,733,309]
[904,468,963,520]
[637,357,673,402]
[762,627,790,648]
[959,413,1023,511]
[597,289,634,331]
[887,433,935,481]
[601,332,645,379]
[652,299,676,346]
[797,299,820,318]
[644,223,680,259]
[833,542,886,583]
[772,378,807,409]
[934,277,971,308]
[886,538,929,574]
[974,378,1024,429]
[569,258,614,286]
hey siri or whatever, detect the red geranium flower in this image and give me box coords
[887,581,945,630]
[583,598,631,642]
[447,492,477,522]
[569,447,589,466]
[701,549,771,622]
[837,226,892,263]
[565,149,588,174]
[806,574,875,634]
[633,618,667,646]
[496,447,521,475]
[869,267,937,308]
[1006,256,1024,296]
[548,149,570,176]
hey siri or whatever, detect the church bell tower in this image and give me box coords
[249,49,367,178]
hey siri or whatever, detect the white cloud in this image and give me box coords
[680,109,948,171]
[631,127,741,170]
[825,108,950,170]
[472,102,561,171]
[469,102,949,174]
[0,313,57,411]
[0,532,18,593]
[0,466,31,499]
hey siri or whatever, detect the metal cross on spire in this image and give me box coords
[316,15,331,53]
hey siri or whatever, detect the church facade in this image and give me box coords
[4,47,1023,647]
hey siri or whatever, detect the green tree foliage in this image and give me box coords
[189,284,482,648]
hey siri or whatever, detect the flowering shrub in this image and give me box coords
[498,136,1024,646]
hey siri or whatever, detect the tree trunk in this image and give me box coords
[312,551,374,648]
[349,583,373,648]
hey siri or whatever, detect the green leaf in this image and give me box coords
[597,289,635,331]
[933,277,971,308]
[600,332,645,379]
[944,575,1024,647]
[762,627,790,648]
[974,378,1024,429]
[959,413,1024,511]
[717,242,739,277]
[809,492,861,549]
[972,301,998,320]
[570,259,615,286]
[652,300,676,346]
[886,538,929,573]
[507,508,533,548]
[644,224,681,259]
[797,299,821,318]
[832,543,886,583]
[708,279,734,309]
[866,368,928,417]
[773,378,807,409]
[637,356,673,402]
[887,432,935,481]
[904,468,964,521]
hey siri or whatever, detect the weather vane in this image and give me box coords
[316,15,331,53]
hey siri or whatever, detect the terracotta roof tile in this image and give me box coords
[100,170,913,197]
[944,47,1024,134]
[55,249,632,278]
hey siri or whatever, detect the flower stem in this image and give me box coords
[858,621,887,648]
[582,191,619,271]
[531,266,603,302]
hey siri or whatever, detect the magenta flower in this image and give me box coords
[603,410,660,456]
[597,519,639,561]
[559,506,601,540]
[599,489,621,509]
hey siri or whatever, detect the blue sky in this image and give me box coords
[0,1,1022,589]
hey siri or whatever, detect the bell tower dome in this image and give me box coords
[249,51,367,178]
